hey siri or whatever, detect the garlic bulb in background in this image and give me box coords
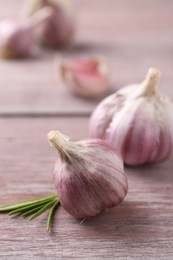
[59,57,110,98]
[0,7,52,58]
[48,130,128,218]
[23,0,75,48]
[89,68,173,166]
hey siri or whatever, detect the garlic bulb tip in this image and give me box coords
[142,67,161,96]
[47,130,69,159]
[148,67,161,77]
[147,67,161,79]
[47,130,57,143]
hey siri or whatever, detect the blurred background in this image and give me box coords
[0,0,172,115]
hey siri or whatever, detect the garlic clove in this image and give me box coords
[59,57,110,98]
[89,68,173,165]
[23,0,75,48]
[48,130,128,218]
[0,6,52,59]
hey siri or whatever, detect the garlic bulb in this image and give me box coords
[89,68,173,166]
[23,0,75,48]
[0,7,52,58]
[59,57,110,98]
[48,130,128,218]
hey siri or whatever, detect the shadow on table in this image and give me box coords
[59,41,119,55]
[125,157,173,184]
[61,200,154,241]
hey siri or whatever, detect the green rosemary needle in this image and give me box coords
[8,198,55,216]
[29,199,57,221]
[22,204,45,217]
[47,200,59,232]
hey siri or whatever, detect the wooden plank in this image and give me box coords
[0,0,173,115]
[0,117,173,259]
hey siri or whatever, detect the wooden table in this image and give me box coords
[0,0,173,259]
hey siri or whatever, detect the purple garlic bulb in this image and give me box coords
[89,68,173,166]
[48,130,128,218]
[23,0,75,48]
[0,7,52,59]
[0,20,34,58]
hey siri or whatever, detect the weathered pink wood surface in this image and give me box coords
[0,118,173,259]
[0,0,173,259]
[0,0,172,115]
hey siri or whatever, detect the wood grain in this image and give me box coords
[0,0,173,259]
[0,118,173,259]
[0,0,173,115]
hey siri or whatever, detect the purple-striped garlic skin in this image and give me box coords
[48,130,128,218]
[0,20,35,58]
[0,7,52,58]
[23,0,75,48]
[89,68,173,166]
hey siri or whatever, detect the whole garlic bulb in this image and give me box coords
[23,0,75,48]
[0,7,52,58]
[89,68,173,166]
[59,57,110,98]
[48,130,128,218]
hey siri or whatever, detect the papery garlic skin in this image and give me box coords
[0,20,35,58]
[48,130,128,218]
[0,7,52,58]
[60,57,110,98]
[89,68,173,165]
[24,0,75,48]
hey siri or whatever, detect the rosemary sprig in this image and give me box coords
[0,194,57,212]
[0,194,60,231]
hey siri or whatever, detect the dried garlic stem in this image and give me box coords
[141,67,161,96]
[48,130,69,159]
